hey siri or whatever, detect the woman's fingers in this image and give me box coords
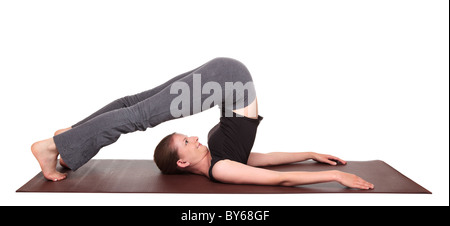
[338,171,374,190]
[354,177,374,190]
[312,153,346,165]
[324,155,346,165]
[333,156,346,165]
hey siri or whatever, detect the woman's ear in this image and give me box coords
[177,159,190,169]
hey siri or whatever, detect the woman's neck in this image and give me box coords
[188,152,212,178]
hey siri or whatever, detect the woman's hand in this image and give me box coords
[310,152,346,165]
[335,171,374,190]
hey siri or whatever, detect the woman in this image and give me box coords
[31,57,374,190]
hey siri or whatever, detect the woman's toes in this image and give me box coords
[44,172,67,182]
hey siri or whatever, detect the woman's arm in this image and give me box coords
[247,152,346,167]
[212,160,374,189]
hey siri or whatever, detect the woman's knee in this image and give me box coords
[208,57,252,82]
[209,57,243,66]
[117,96,135,108]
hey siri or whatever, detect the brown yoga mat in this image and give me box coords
[17,159,431,194]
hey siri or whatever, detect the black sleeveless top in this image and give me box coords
[207,112,263,182]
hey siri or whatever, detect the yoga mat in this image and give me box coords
[17,159,431,194]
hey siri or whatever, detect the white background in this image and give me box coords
[1,0,448,206]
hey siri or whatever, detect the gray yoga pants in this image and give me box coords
[53,57,256,171]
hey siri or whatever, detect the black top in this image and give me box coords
[207,112,263,182]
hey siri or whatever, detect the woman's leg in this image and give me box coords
[53,64,206,168]
[54,64,206,137]
[69,65,205,129]
[33,57,256,180]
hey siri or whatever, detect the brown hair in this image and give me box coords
[153,132,184,174]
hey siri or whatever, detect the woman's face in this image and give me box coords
[172,133,209,167]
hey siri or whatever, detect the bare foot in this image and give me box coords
[54,127,72,136]
[31,138,67,181]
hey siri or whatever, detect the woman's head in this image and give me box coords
[153,132,182,174]
[154,132,209,174]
